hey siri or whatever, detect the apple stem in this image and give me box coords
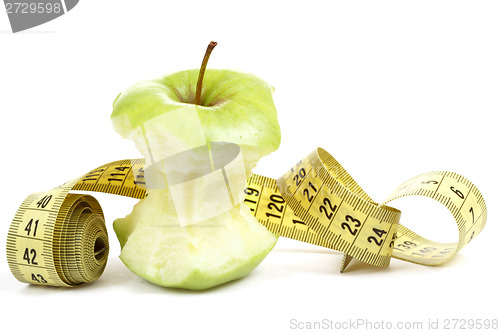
[195,41,218,106]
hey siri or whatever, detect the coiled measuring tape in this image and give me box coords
[6,148,487,286]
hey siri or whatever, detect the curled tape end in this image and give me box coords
[340,254,353,273]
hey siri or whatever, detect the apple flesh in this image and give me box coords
[111,68,280,290]
[114,189,277,290]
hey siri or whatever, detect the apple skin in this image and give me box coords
[111,69,281,290]
[121,246,273,291]
[112,69,281,172]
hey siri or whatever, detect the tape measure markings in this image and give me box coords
[72,159,147,199]
[380,170,487,266]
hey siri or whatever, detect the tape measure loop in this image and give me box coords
[381,171,487,266]
[54,194,108,286]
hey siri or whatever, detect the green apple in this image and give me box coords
[111,42,281,290]
[111,47,280,173]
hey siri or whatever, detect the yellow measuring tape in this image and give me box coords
[6,148,487,286]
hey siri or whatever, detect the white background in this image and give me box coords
[1,1,499,332]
